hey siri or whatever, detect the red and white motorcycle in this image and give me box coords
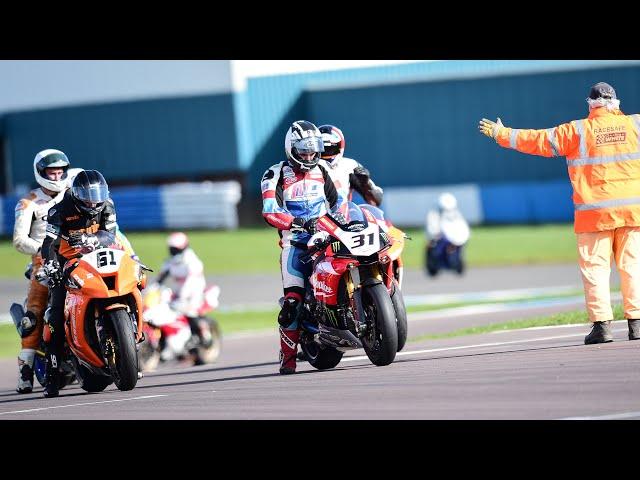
[139,283,222,371]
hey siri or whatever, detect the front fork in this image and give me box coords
[347,264,368,336]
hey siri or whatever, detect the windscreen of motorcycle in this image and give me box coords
[328,202,381,256]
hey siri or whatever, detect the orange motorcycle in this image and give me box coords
[57,230,149,392]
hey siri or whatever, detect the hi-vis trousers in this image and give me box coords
[577,227,640,323]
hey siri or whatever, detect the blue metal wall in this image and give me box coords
[304,65,640,190]
[5,93,239,187]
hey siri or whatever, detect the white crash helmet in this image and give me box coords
[167,232,189,256]
[438,192,457,211]
[284,120,324,171]
[33,149,71,192]
[65,167,85,189]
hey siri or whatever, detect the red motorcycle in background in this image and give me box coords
[297,201,401,370]
[139,283,222,371]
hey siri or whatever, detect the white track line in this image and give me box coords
[340,327,628,363]
[0,394,167,416]
[561,411,640,420]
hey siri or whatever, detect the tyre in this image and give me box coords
[71,355,112,393]
[34,349,76,389]
[193,317,222,365]
[426,247,439,277]
[105,309,139,391]
[361,283,398,366]
[391,281,408,352]
[300,339,344,370]
[138,337,160,372]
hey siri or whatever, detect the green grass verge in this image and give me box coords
[0,224,578,279]
[409,304,624,342]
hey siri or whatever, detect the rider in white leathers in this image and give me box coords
[154,232,211,352]
[317,124,384,207]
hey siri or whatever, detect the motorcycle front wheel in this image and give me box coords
[361,283,398,366]
[105,309,139,391]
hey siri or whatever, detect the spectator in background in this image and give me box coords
[479,81,640,344]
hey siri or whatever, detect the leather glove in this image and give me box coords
[42,259,62,288]
[303,218,318,235]
[478,117,504,139]
[290,217,306,234]
[291,217,320,234]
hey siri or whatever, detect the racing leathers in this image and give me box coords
[40,191,119,393]
[13,187,66,392]
[261,161,341,372]
[320,157,383,207]
[155,247,209,345]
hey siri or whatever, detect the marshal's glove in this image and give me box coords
[478,117,504,139]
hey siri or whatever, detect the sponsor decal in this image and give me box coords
[331,241,341,253]
[46,224,60,235]
[596,132,627,145]
[347,223,365,232]
[65,215,80,221]
[261,181,271,193]
[72,274,85,287]
[312,278,334,294]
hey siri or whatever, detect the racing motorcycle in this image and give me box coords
[425,213,470,277]
[37,230,149,393]
[138,283,222,372]
[296,201,400,370]
[359,204,410,352]
[9,263,76,391]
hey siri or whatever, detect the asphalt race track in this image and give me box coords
[1,264,638,420]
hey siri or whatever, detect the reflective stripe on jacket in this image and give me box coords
[495,107,640,233]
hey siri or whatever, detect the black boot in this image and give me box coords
[43,354,60,398]
[628,319,640,341]
[584,321,613,345]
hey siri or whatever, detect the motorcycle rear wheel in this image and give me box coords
[71,356,113,393]
[391,281,408,352]
[361,283,398,366]
[192,317,222,365]
[300,339,343,370]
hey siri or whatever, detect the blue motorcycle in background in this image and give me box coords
[425,214,470,277]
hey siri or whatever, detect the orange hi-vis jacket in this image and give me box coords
[495,107,640,233]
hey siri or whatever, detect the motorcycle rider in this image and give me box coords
[153,232,212,353]
[12,149,70,393]
[425,192,470,274]
[261,120,342,374]
[39,170,121,397]
[318,124,384,207]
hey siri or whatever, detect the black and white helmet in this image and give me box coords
[71,170,110,217]
[33,149,71,193]
[284,120,324,171]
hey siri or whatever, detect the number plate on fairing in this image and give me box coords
[82,248,126,274]
[333,224,381,256]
